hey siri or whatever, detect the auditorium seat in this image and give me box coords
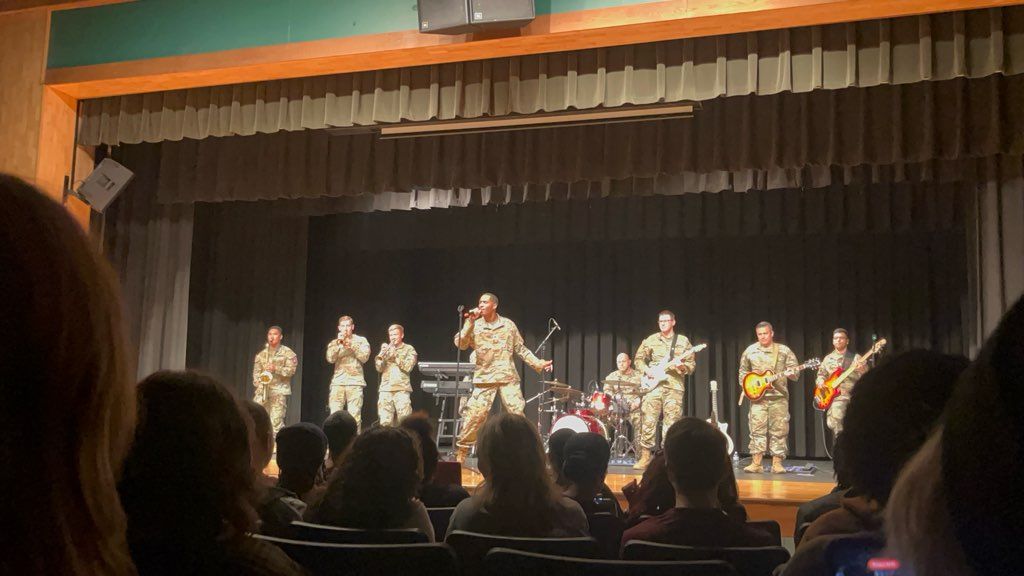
[445,530,598,576]
[287,520,429,544]
[427,507,456,539]
[588,512,626,558]
[623,540,791,576]
[484,547,739,576]
[254,535,458,576]
[745,520,783,546]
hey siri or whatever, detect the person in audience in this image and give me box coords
[401,412,470,507]
[780,350,968,576]
[311,425,435,540]
[258,423,328,536]
[562,432,622,517]
[119,370,303,575]
[0,174,136,576]
[244,399,276,487]
[792,438,849,544]
[623,450,675,528]
[322,409,359,473]
[717,464,748,523]
[621,418,775,551]
[886,297,1024,576]
[446,413,588,537]
[547,428,576,488]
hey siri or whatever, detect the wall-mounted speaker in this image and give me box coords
[71,158,134,213]
[418,0,534,34]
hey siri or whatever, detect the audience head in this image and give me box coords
[243,399,274,475]
[624,450,675,525]
[0,175,135,576]
[475,413,562,535]
[120,371,256,552]
[323,410,358,467]
[836,349,968,506]
[275,423,328,496]
[888,297,1024,576]
[547,428,576,487]
[317,425,422,530]
[561,432,611,489]
[664,418,729,503]
[400,411,440,484]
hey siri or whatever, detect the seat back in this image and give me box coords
[445,530,598,576]
[588,513,626,558]
[427,507,456,540]
[255,535,459,576]
[745,520,782,546]
[289,521,428,544]
[623,540,791,576]
[485,547,739,576]
[434,460,463,487]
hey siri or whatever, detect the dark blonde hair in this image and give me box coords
[0,175,136,576]
[475,413,563,536]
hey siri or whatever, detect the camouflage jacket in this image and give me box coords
[634,333,696,392]
[738,343,800,400]
[816,349,868,393]
[326,334,371,387]
[374,342,418,393]
[454,315,546,385]
[603,368,642,407]
[253,345,299,395]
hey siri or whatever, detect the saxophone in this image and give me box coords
[256,343,272,404]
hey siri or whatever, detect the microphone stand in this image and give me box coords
[448,306,466,459]
[528,319,560,438]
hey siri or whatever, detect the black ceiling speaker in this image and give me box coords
[418,0,535,34]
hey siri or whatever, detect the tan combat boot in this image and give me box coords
[633,449,652,470]
[743,452,764,473]
[771,455,787,474]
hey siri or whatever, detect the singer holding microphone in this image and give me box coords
[375,324,418,426]
[453,292,553,463]
[326,315,371,430]
[252,325,299,437]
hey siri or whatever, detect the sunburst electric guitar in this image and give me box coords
[741,358,821,401]
[708,380,735,455]
[813,339,887,411]
[640,343,708,392]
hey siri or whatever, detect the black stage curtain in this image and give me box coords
[301,188,970,458]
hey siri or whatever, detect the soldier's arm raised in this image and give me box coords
[326,340,340,363]
[454,319,475,350]
[399,347,418,374]
[355,338,371,364]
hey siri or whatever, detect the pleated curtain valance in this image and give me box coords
[80,6,1024,147]
[154,74,1024,204]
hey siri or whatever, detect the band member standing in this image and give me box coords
[738,321,799,474]
[453,292,553,463]
[816,328,869,435]
[603,353,642,442]
[326,315,371,430]
[633,310,696,470]
[375,324,418,426]
[252,325,299,436]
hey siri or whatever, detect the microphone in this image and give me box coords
[463,307,480,318]
[550,318,561,331]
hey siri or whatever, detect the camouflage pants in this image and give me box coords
[826,396,850,435]
[260,390,289,436]
[456,383,525,450]
[638,387,684,450]
[748,397,789,457]
[378,391,413,426]
[329,385,364,430]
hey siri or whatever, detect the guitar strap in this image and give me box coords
[770,343,779,372]
[668,333,679,362]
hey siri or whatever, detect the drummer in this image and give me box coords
[603,353,642,439]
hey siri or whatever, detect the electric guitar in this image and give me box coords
[813,339,887,411]
[640,343,708,392]
[708,380,735,455]
[741,358,821,401]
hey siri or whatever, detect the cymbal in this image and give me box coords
[540,379,568,386]
[601,379,639,388]
[548,387,582,397]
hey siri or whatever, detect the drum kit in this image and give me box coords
[539,378,642,462]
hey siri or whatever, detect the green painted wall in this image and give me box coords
[48,0,651,69]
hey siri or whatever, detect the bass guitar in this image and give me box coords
[640,343,708,392]
[708,380,735,455]
[813,339,887,411]
[741,358,821,401]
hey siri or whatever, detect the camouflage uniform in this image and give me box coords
[603,368,642,438]
[326,334,371,429]
[252,344,299,435]
[738,343,799,458]
[454,315,547,452]
[375,343,418,426]
[634,333,696,451]
[816,350,868,435]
